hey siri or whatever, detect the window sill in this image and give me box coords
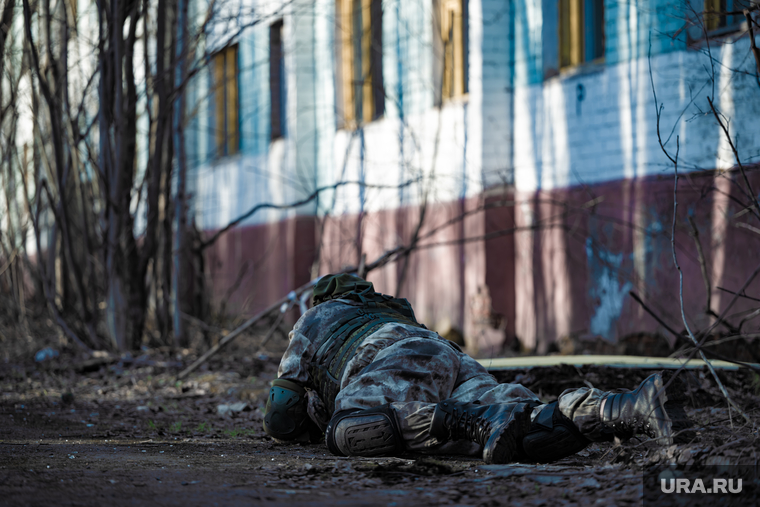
[211,151,243,167]
[338,115,386,132]
[549,59,606,83]
[438,93,470,107]
[687,20,749,48]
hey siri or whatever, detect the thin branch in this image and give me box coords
[198,178,421,251]
[701,261,760,338]
[707,96,760,223]
[415,223,568,250]
[176,280,314,380]
[628,290,681,344]
[716,285,760,303]
[704,5,760,16]
[746,8,760,77]
[255,300,293,352]
[736,221,760,236]
[648,35,677,164]
[670,136,749,424]
[686,215,726,327]
[672,343,760,373]
[738,308,760,333]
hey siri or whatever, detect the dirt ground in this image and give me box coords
[1,342,759,506]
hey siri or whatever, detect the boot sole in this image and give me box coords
[483,403,533,464]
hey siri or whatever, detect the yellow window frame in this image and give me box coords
[337,0,382,127]
[439,0,466,99]
[213,44,239,157]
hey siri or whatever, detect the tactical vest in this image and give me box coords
[308,295,424,416]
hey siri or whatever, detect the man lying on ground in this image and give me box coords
[262,273,676,464]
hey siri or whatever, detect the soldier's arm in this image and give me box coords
[263,329,318,440]
[276,329,315,384]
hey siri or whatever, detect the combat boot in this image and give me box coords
[600,372,673,444]
[429,400,532,464]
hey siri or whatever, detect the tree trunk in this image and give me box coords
[172,0,189,348]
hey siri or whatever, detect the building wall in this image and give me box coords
[512,169,760,352]
[510,23,760,349]
[191,0,760,353]
[195,0,499,344]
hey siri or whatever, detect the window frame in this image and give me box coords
[688,0,753,43]
[212,44,240,158]
[336,0,384,129]
[269,19,286,140]
[558,0,604,72]
[434,0,469,104]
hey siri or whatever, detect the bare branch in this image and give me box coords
[716,285,760,303]
[746,8,760,77]
[629,290,681,345]
[707,96,760,223]
[670,136,749,423]
[198,178,421,251]
[687,216,718,320]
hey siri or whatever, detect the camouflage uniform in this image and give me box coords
[277,299,611,455]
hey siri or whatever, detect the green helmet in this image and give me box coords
[312,273,374,306]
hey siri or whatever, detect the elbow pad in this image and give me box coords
[263,379,310,440]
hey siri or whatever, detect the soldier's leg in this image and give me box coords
[555,372,674,444]
[432,355,591,463]
[437,357,675,462]
[514,373,676,462]
[327,337,533,463]
[328,337,673,463]
[326,336,461,457]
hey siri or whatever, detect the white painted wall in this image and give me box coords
[193,0,511,230]
[512,34,760,194]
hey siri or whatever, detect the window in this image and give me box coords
[559,0,604,70]
[336,0,384,127]
[213,44,239,157]
[269,20,286,139]
[434,0,468,103]
[704,0,750,32]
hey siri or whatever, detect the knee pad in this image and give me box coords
[521,402,590,463]
[263,379,310,440]
[325,404,404,457]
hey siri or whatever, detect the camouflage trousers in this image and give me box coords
[332,335,609,454]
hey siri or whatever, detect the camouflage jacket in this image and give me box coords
[278,299,447,427]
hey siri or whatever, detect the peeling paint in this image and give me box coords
[586,238,632,341]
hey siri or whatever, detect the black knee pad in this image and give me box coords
[521,402,590,463]
[325,404,404,457]
[263,379,310,440]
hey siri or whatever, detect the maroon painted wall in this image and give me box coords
[200,167,760,356]
[202,215,316,320]
[316,195,518,354]
[514,167,760,353]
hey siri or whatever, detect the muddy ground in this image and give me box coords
[1,343,759,506]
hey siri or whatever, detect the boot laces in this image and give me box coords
[608,390,659,438]
[613,416,655,438]
[448,406,491,444]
